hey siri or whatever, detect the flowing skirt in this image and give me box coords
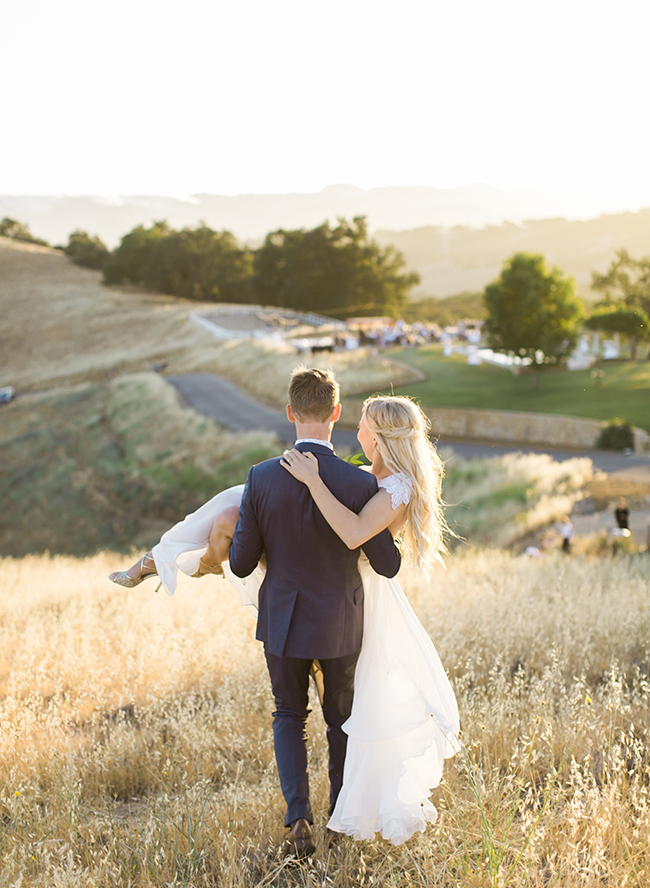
[151,486,459,845]
[328,559,459,844]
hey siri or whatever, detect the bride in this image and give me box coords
[280,395,459,844]
[109,395,459,845]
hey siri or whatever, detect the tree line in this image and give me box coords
[64,217,418,319]
[2,214,648,359]
[63,217,647,357]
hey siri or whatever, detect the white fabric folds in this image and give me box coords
[151,485,245,597]
[328,557,459,844]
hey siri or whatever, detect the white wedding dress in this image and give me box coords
[151,475,459,846]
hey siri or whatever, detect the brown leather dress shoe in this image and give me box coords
[283,818,316,859]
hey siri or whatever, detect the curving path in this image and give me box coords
[166,373,650,479]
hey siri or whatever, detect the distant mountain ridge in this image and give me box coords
[376,210,650,299]
[0,183,639,248]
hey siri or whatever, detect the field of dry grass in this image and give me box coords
[0,373,278,556]
[443,451,594,549]
[2,549,650,886]
[4,233,650,887]
[0,238,210,392]
[0,237,410,402]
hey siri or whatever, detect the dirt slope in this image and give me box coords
[0,237,218,392]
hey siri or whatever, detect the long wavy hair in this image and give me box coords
[362,395,449,574]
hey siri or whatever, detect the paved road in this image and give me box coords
[167,373,650,477]
[167,374,363,451]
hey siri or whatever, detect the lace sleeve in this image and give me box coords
[377,473,413,509]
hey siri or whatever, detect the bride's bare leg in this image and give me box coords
[198,505,240,572]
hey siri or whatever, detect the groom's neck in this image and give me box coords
[294,421,333,443]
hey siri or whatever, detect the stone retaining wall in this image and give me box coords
[339,398,650,454]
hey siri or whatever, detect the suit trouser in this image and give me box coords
[264,647,360,826]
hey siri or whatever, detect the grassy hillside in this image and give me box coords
[1,549,649,885]
[0,237,417,557]
[0,374,278,556]
[0,237,409,400]
[0,238,209,392]
[443,451,593,549]
[389,345,650,433]
[6,223,650,887]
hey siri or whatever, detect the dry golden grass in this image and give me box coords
[0,237,412,402]
[0,373,278,557]
[0,238,213,392]
[5,236,650,886]
[444,451,594,548]
[171,336,417,409]
[583,475,650,511]
[2,549,650,886]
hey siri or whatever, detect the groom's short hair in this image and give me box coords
[289,367,340,422]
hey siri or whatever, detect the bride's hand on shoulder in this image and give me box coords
[280,449,320,486]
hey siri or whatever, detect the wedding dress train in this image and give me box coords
[151,485,459,845]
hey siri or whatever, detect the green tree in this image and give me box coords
[64,229,110,270]
[146,224,253,302]
[591,249,650,359]
[483,252,584,389]
[584,305,650,359]
[0,217,48,246]
[103,221,252,303]
[103,220,172,286]
[252,216,419,318]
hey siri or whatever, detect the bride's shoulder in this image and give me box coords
[378,472,413,508]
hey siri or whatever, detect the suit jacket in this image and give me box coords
[229,442,401,659]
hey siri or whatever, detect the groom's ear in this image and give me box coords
[287,404,296,423]
[331,403,342,423]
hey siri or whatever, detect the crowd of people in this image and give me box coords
[302,317,482,354]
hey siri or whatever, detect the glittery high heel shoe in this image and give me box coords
[109,552,160,589]
[191,557,225,579]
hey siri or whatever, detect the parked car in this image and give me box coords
[0,385,15,404]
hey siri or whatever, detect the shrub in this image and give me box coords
[596,418,634,451]
[64,229,110,270]
[0,216,49,246]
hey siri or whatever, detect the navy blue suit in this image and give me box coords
[229,441,401,824]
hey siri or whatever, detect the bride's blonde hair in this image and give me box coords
[362,395,448,575]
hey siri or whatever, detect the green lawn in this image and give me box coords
[384,345,650,433]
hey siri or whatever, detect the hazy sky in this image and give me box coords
[3,0,650,209]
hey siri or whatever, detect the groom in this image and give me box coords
[229,367,401,856]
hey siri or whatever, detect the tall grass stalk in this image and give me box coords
[2,549,650,884]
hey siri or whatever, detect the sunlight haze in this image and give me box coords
[2,0,650,216]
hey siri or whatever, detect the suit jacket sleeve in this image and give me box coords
[228,468,264,578]
[361,526,401,578]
